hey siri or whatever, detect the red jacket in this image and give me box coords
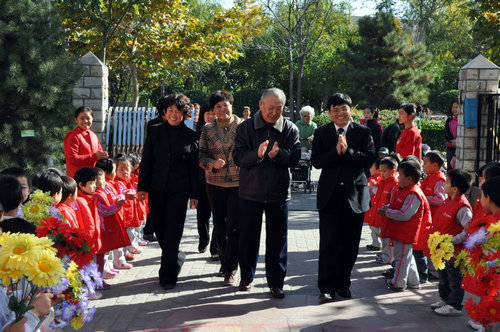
[72,195,100,253]
[396,125,422,161]
[364,175,383,225]
[131,172,148,222]
[64,127,103,177]
[56,203,80,229]
[461,211,498,296]
[93,188,131,253]
[421,171,446,217]
[114,178,141,228]
[472,197,489,221]
[371,176,398,228]
[381,184,428,245]
[431,194,472,257]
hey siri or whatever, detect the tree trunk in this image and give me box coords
[130,62,139,108]
[296,54,305,119]
[101,31,108,63]
[288,51,294,122]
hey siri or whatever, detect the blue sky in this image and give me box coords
[219,0,381,16]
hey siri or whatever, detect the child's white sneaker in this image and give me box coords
[430,300,446,309]
[434,304,462,316]
[468,319,483,331]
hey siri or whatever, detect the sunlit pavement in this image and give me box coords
[74,170,470,332]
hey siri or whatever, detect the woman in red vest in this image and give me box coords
[64,106,108,177]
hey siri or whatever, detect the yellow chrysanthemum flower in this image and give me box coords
[29,190,54,205]
[487,221,500,235]
[454,250,473,276]
[25,251,65,288]
[0,233,42,270]
[70,314,83,330]
[38,237,57,255]
[21,201,49,225]
[0,264,24,285]
[0,232,10,246]
[428,232,454,270]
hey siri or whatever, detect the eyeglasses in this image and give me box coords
[331,106,350,114]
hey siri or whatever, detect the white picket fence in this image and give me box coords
[104,107,157,156]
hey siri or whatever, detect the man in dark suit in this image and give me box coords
[311,93,375,301]
[137,94,199,290]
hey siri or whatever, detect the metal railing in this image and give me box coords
[476,93,500,171]
[104,107,157,156]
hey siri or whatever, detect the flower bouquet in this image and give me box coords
[0,232,65,322]
[427,231,454,270]
[19,190,102,329]
[455,221,500,331]
[48,261,101,330]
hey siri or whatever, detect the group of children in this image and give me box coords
[364,149,500,328]
[0,154,150,294]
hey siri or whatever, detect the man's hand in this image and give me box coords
[307,136,313,142]
[212,158,226,169]
[95,150,109,160]
[267,142,279,159]
[258,140,269,158]
[190,199,199,209]
[336,134,347,154]
[137,191,147,202]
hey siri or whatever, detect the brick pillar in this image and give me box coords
[456,55,499,172]
[72,51,109,143]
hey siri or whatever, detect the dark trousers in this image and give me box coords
[238,198,288,288]
[413,249,428,282]
[149,189,189,285]
[197,182,217,255]
[318,185,364,292]
[438,262,464,310]
[206,184,239,275]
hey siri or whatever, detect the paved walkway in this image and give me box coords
[76,173,471,332]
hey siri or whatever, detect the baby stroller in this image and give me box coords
[291,152,314,194]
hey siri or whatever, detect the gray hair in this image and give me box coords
[300,105,315,118]
[261,88,286,105]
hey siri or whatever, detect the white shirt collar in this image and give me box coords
[334,121,350,134]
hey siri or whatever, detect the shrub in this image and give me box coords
[428,90,459,116]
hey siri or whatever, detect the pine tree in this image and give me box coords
[0,0,81,171]
[337,9,435,109]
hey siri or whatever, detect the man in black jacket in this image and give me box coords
[233,88,301,299]
[311,93,375,302]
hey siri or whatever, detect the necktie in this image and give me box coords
[337,128,344,136]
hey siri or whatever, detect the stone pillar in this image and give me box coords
[456,55,500,172]
[73,51,109,143]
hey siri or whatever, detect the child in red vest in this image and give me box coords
[129,155,149,246]
[418,151,447,282]
[379,161,430,291]
[95,158,134,269]
[461,164,500,330]
[74,167,110,290]
[114,156,142,256]
[430,169,473,316]
[93,166,131,279]
[365,159,383,251]
[58,176,84,230]
[374,156,400,266]
[396,103,422,161]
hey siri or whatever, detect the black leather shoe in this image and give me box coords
[336,288,352,298]
[160,282,176,290]
[270,287,285,299]
[198,243,208,253]
[319,293,334,302]
[143,234,157,242]
[238,281,251,291]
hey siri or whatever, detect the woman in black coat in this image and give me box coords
[137,94,199,290]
